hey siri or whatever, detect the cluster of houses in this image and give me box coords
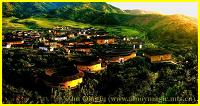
[3,26,173,90]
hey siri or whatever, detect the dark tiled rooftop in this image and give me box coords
[3,38,23,42]
[74,56,100,65]
[44,66,83,84]
[104,48,136,57]
[143,48,171,56]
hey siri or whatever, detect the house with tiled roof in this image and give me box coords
[102,48,136,63]
[142,48,172,63]
[92,36,117,45]
[74,56,104,73]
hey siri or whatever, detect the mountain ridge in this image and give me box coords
[3,2,124,18]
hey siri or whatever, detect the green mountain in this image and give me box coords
[3,2,55,18]
[58,2,123,13]
[3,2,124,18]
[124,9,160,15]
[47,7,124,25]
[149,14,197,41]
[122,13,197,53]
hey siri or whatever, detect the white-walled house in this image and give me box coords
[52,36,67,41]
[2,43,11,49]
[39,46,54,52]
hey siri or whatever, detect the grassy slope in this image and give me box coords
[124,14,165,28]
[2,17,143,39]
[3,17,30,32]
[16,17,95,28]
[125,14,197,41]
[124,14,198,53]
[105,26,145,38]
[150,14,197,41]
[2,17,102,33]
[150,14,198,55]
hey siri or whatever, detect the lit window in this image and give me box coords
[105,40,109,43]
[119,58,124,63]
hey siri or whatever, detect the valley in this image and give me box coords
[2,2,198,104]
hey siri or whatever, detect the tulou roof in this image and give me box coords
[74,45,91,49]
[3,38,23,42]
[44,65,84,84]
[104,48,136,57]
[143,48,171,56]
[74,56,101,65]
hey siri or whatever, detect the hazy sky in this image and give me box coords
[107,2,198,17]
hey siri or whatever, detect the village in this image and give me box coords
[2,26,173,90]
